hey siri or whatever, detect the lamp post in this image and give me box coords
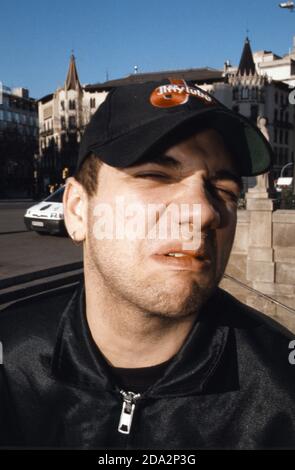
[280,161,293,178]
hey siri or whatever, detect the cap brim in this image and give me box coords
[88,107,273,177]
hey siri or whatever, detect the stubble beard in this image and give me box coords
[85,234,222,324]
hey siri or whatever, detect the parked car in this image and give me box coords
[24,186,67,235]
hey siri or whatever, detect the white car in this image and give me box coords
[24,186,67,235]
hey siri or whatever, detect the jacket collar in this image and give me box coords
[51,282,239,398]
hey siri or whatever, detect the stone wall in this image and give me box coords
[220,209,295,333]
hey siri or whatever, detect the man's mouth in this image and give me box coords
[164,251,207,260]
[154,244,209,259]
[167,253,187,257]
[150,244,211,270]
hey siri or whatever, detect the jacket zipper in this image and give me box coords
[118,390,141,435]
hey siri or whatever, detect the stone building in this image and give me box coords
[38,55,106,192]
[253,35,295,88]
[202,37,294,183]
[0,85,38,197]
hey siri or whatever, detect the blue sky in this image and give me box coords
[0,0,294,99]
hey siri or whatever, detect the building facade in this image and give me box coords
[0,85,38,197]
[38,55,106,193]
[253,36,295,88]
[201,38,295,184]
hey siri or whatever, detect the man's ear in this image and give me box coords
[63,177,87,243]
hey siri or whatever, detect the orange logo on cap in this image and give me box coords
[150,78,213,108]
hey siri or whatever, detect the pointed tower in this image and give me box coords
[228,36,268,135]
[238,37,256,75]
[65,54,82,92]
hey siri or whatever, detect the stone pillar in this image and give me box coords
[246,116,274,286]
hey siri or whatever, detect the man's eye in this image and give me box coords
[206,181,239,203]
[214,186,239,202]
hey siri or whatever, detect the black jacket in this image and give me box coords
[0,282,294,449]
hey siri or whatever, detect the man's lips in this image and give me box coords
[152,242,210,260]
[150,242,212,271]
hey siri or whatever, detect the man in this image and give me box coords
[0,79,294,449]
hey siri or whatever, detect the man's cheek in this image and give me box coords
[216,232,234,271]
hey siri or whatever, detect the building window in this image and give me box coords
[274,128,277,143]
[69,100,76,110]
[275,92,278,104]
[280,94,284,106]
[284,148,289,164]
[251,88,257,99]
[233,88,239,100]
[61,100,65,111]
[285,94,289,106]
[285,131,289,145]
[61,116,66,130]
[69,116,76,128]
[61,134,66,147]
[285,112,289,123]
[279,129,283,144]
[90,98,96,108]
[242,87,249,99]
[274,109,278,122]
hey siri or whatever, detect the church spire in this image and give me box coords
[238,37,256,75]
[65,54,82,91]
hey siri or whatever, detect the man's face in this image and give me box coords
[84,128,241,320]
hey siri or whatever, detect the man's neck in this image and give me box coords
[84,273,197,369]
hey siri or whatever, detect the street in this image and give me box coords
[0,201,82,280]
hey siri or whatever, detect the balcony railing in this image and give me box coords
[39,129,54,137]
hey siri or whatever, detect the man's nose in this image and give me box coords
[172,181,221,231]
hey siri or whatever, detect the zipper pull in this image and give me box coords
[118,390,141,435]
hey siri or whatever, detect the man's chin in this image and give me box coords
[142,280,216,321]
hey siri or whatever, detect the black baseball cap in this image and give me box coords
[77,79,273,176]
